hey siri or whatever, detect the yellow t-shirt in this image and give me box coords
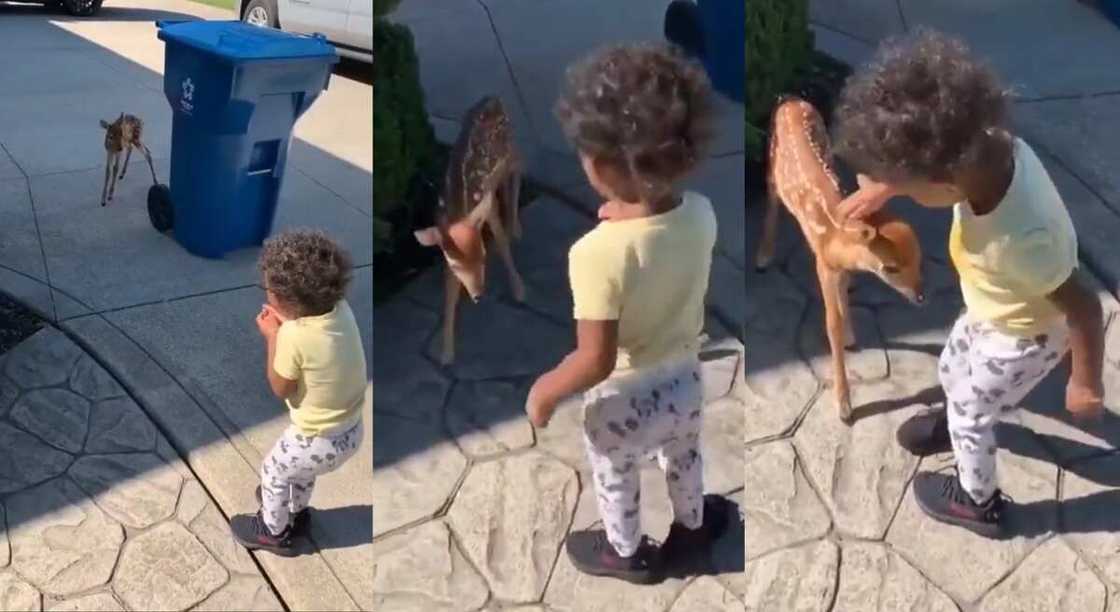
[568,191,717,373]
[949,138,1078,337]
[274,299,367,436]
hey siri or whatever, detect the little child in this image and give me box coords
[231,229,367,555]
[526,43,729,583]
[833,29,1105,537]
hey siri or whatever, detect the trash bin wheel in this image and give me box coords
[147,184,174,233]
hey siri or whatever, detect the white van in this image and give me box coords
[236,0,372,63]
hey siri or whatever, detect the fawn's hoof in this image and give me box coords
[438,349,454,366]
[837,396,854,424]
[511,283,526,303]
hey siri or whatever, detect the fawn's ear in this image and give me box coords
[842,222,877,244]
[99,120,111,129]
[465,192,495,228]
[414,227,443,247]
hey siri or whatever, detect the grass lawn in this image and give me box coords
[188,0,235,11]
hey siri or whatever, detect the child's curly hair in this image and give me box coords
[259,230,353,318]
[555,42,713,201]
[833,28,1011,182]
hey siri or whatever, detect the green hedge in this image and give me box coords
[373,18,436,253]
[746,0,813,162]
[373,0,401,18]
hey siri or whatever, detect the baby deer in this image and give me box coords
[414,96,525,365]
[755,97,923,423]
[100,113,158,207]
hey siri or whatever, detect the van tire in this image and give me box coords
[243,0,279,28]
[62,0,103,16]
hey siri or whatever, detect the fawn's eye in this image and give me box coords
[882,264,899,274]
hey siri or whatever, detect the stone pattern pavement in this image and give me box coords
[744,1,1120,609]
[0,328,281,611]
[374,2,746,609]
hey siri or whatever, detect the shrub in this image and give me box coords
[373,0,402,19]
[373,18,436,253]
[746,0,813,162]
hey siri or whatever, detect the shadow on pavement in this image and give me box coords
[308,503,373,551]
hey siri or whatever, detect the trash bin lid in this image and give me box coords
[157,20,337,62]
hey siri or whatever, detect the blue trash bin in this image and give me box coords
[154,20,339,258]
[664,0,745,103]
[1104,0,1120,29]
[697,0,745,103]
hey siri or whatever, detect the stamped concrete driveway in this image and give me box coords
[0,1,372,609]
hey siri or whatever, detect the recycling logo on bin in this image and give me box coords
[180,77,195,115]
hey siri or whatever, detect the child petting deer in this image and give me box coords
[830,29,1105,538]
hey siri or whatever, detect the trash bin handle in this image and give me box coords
[155,19,191,30]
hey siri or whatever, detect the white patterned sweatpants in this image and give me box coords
[941,316,1068,504]
[582,355,704,557]
[260,419,364,535]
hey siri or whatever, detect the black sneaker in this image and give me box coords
[565,529,662,585]
[255,485,311,535]
[912,471,1006,538]
[230,510,297,556]
[660,494,733,566]
[897,407,952,456]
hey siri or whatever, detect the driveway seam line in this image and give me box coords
[809,21,877,47]
[292,165,371,219]
[59,263,373,323]
[475,0,541,149]
[0,140,57,322]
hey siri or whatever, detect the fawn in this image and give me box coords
[414,96,525,365]
[100,113,158,207]
[755,97,924,423]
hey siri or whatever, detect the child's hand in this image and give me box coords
[597,201,626,221]
[839,174,897,221]
[1066,378,1105,423]
[256,306,281,338]
[525,380,555,428]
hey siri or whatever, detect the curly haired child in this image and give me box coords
[231,229,367,555]
[833,29,1105,537]
[526,43,730,583]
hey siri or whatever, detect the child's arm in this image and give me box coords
[526,320,618,427]
[265,333,299,400]
[1047,269,1105,419]
[257,307,299,400]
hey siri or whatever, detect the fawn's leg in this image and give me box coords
[836,272,856,348]
[818,261,853,423]
[120,146,133,179]
[439,264,463,365]
[100,151,113,206]
[140,144,158,184]
[488,202,526,302]
[754,190,782,270]
[506,171,522,240]
[106,153,122,203]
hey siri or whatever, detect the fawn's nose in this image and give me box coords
[915,291,925,305]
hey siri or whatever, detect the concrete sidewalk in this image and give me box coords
[0,1,372,609]
[373,2,745,610]
[744,2,1120,609]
